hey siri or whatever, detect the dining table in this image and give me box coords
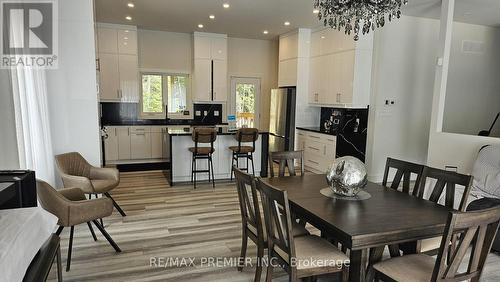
[262,174,452,282]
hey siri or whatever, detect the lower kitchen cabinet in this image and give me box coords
[151,127,163,159]
[296,129,336,174]
[131,127,152,159]
[104,127,119,161]
[117,127,131,160]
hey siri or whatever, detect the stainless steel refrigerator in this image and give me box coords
[268,88,296,153]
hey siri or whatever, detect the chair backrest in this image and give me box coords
[418,166,473,211]
[432,207,500,282]
[382,157,424,196]
[233,167,264,241]
[257,179,295,265]
[55,152,91,178]
[234,128,259,152]
[191,127,217,143]
[36,180,69,224]
[269,150,304,177]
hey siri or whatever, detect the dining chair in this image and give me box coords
[373,206,500,282]
[382,157,425,257]
[233,167,309,282]
[414,166,473,255]
[269,150,304,178]
[382,157,424,196]
[256,178,349,282]
[37,180,121,271]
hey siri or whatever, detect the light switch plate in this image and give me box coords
[204,111,208,116]
[214,111,220,116]
[195,111,201,116]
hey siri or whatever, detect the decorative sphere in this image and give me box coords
[326,156,368,197]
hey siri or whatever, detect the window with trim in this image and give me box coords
[141,73,188,118]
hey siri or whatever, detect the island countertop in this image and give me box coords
[168,127,269,136]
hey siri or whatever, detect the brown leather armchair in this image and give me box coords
[37,180,121,271]
[55,152,126,217]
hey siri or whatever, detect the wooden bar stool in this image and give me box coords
[189,127,217,189]
[229,128,259,181]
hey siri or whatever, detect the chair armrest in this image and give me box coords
[59,187,86,201]
[90,167,119,182]
[67,198,113,226]
[60,174,94,193]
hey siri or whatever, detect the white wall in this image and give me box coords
[136,29,279,130]
[0,70,20,169]
[442,23,500,137]
[46,0,101,170]
[227,37,279,130]
[366,16,440,181]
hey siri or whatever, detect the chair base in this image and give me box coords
[230,152,255,181]
[191,153,215,189]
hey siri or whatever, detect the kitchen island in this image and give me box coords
[168,127,269,185]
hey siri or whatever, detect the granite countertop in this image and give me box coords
[101,120,229,126]
[169,127,268,136]
[296,127,336,136]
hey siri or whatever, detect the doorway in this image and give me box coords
[230,77,260,128]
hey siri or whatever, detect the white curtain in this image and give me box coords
[11,67,55,184]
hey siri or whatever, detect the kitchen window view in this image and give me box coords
[141,73,188,118]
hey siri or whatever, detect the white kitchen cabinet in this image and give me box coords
[99,53,120,100]
[151,127,164,159]
[339,50,355,104]
[117,127,131,160]
[278,59,298,87]
[117,29,137,55]
[130,127,152,159]
[279,33,298,61]
[118,54,139,102]
[193,59,212,102]
[309,56,329,104]
[104,127,119,161]
[192,33,228,102]
[212,60,227,102]
[97,28,118,54]
[297,129,336,174]
[162,128,170,160]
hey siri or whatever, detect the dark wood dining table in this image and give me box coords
[262,174,452,282]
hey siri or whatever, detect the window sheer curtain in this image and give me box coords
[11,67,55,184]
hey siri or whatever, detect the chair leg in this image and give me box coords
[266,248,274,282]
[104,192,127,217]
[56,241,62,282]
[210,156,215,188]
[56,226,64,236]
[251,153,255,176]
[100,218,104,229]
[207,157,211,182]
[341,267,349,282]
[238,233,248,271]
[191,156,194,183]
[87,222,97,241]
[230,153,235,181]
[92,220,121,252]
[66,226,74,271]
[254,244,264,282]
[194,156,197,189]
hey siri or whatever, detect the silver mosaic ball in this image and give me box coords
[326,156,368,197]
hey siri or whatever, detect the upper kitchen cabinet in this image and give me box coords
[192,32,228,102]
[278,32,299,87]
[308,28,373,107]
[97,24,139,102]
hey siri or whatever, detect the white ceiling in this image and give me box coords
[94,0,500,40]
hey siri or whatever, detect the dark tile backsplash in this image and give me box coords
[100,102,224,126]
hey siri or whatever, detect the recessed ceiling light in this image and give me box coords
[124,37,128,40]
[125,16,132,21]
[263,30,269,34]
[198,24,204,28]
[313,9,319,14]
[223,3,230,8]
[321,36,325,39]
[127,3,134,8]
[284,21,290,26]
[209,14,215,19]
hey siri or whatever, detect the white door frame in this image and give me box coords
[230,76,261,128]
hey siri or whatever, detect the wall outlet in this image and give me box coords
[195,111,201,116]
[204,111,208,116]
[444,165,458,172]
[214,110,220,116]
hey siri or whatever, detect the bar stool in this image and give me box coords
[229,128,259,180]
[189,127,217,189]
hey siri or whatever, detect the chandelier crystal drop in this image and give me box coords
[313,0,408,41]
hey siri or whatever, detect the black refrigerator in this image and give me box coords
[268,87,296,153]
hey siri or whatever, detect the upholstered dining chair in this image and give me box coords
[233,167,309,282]
[410,166,474,255]
[373,206,500,282]
[55,152,126,217]
[257,178,349,282]
[269,150,304,178]
[36,180,121,271]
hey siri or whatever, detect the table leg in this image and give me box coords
[365,246,385,282]
[349,249,367,282]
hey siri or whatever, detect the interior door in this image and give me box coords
[230,77,261,128]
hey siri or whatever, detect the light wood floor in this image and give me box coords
[48,171,500,282]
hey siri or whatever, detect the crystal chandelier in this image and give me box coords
[313,0,409,41]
